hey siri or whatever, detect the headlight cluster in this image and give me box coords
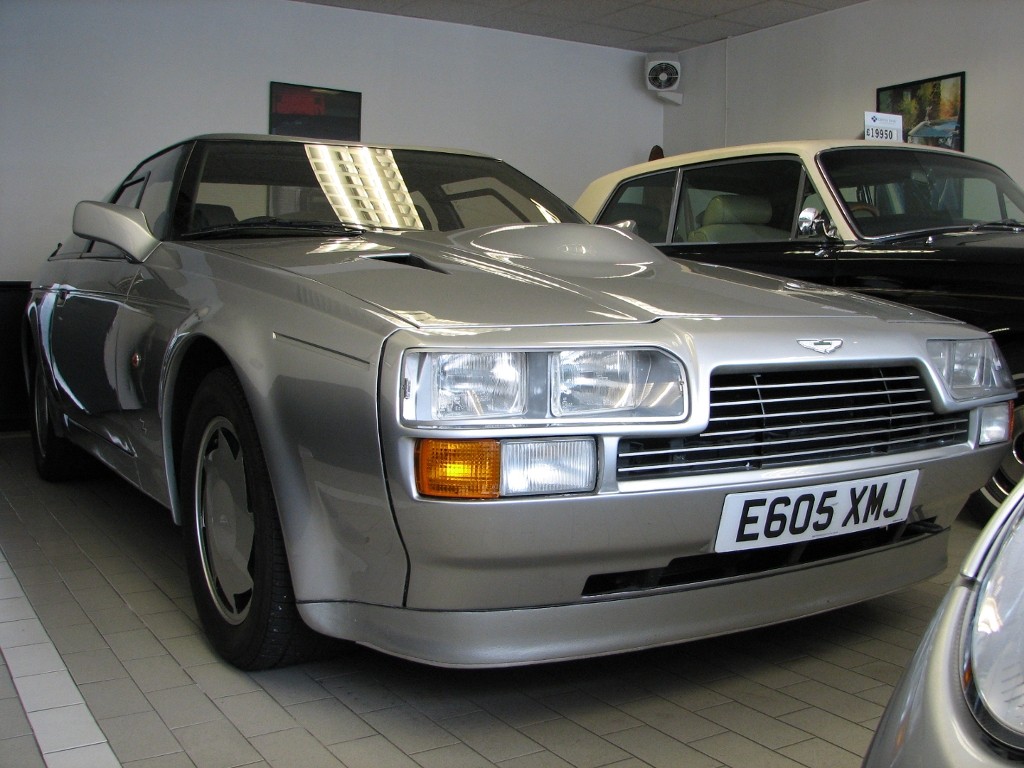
[402,348,687,424]
[963,490,1024,751]
[403,348,686,499]
[927,338,1012,399]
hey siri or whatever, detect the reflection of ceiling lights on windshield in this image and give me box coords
[305,145,422,229]
[532,200,561,224]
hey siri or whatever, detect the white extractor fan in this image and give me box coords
[645,54,682,104]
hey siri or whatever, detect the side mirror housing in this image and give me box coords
[73,201,159,261]
[797,206,836,238]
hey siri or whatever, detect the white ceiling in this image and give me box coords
[294,0,870,52]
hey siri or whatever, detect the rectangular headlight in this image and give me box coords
[552,349,637,415]
[927,339,1013,399]
[408,351,526,421]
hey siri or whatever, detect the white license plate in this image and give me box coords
[715,470,918,553]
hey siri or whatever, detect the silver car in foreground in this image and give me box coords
[864,479,1024,767]
[23,134,1016,669]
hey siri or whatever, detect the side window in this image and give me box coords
[673,158,804,243]
[136,145,187,240]
[962,178,1024,222]
[89,145,186,257]
[113,178,145,208]
[595,170,676,243]
[85,178,149,258]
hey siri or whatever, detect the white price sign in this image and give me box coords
[864,112,903,142]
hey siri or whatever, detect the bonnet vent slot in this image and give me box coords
[362,253,448,274]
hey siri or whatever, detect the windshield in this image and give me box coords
[818,147,1024,238]
[175,140,582,238]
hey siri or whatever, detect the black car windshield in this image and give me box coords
[818,147,1024,239]
[175,140,582,238]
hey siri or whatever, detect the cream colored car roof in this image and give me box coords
[575,139,954,222]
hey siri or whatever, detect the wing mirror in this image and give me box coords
[797,207,836,238]
[73,201,159,262]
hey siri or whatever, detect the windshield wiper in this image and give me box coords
[970,219,1024,232]
[182,218,369,240]
[872,219,1024,243]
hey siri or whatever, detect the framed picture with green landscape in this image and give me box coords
[877,72,964,151]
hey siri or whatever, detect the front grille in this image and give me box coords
[618,366,969,481]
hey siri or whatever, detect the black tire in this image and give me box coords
[180,367,318,669]
[29,355,91,481]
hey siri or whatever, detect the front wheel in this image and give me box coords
[180,367,318,669]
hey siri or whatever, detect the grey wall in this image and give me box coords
[0,0,662,281]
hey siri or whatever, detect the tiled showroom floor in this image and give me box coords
[0,429,982,768]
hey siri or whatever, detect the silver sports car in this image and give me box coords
[23,134,1016,669]
[863,478,1024,767]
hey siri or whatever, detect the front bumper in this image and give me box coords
[299,527,948,667]
[389,443,1001,610]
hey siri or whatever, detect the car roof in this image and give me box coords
[599,139,965,183]
[576,139,969,218]
[186,133,491,158]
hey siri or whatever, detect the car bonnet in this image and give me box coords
[212,223,949,329]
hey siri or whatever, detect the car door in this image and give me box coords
[43,240,141,481]
[594,156,841,285]
[45,143,189,493]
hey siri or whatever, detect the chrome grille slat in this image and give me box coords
[619,418,968,461]
[617,366,969,480]
[619,424,969,475]
[712,387,926,408]
[706,407,938,435]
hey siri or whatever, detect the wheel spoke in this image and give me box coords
[198,421,255,623]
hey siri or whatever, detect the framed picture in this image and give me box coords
[876,72,964,151]
[269,82,361,141]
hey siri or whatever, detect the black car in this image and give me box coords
[577,140,1024,515]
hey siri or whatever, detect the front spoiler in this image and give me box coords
[298,528,948,668]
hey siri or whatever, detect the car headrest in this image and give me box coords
[703,195,772,226]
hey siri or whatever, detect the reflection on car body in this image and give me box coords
[577,140,1024,516]
[908,117,962,151]
[22,134,1016,669]
[863,479,1024,767]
